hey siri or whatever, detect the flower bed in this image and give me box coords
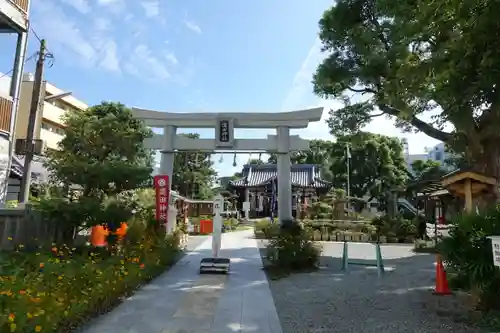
[0,232,181,333]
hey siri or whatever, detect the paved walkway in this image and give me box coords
[81,229,282,333]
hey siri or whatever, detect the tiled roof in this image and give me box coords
[229,164,331,189]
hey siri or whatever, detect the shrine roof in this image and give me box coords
[229,164,331,189]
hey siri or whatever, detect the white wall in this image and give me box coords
[0,73,12,95]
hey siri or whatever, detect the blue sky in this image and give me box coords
[0,0,440,177]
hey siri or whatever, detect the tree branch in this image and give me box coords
[378,104,453,142]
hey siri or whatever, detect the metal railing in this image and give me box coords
[9,0,29,13]
[0,96,13,133]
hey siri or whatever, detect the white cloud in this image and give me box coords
[184,20,202,34]
[141,0,160,18]
[60,0,91,14]
[94,17,111,31]
[33,2,97,67]
[164,51,178,65]
[125,44,171,80]
[96,0,126,14]
[98,39,120,72]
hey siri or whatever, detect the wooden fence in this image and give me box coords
[0,205,57,250]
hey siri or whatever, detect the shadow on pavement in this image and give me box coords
[80,233,281,333]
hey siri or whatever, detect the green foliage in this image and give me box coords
[331,133,408,200]
[46,101,153,194]
[371,215,417,240]
[254,219,280,239]
[40,102,154,234]
[172,133,217,199]
[305,220,375,234]
[410,159,447,182]
[268,136,408,203]
[265,225,321,278]
[438,207,500,309]
[5,201,18,208]
[308,201,333,219]
[313,0,500,176]
[0,226,180,333]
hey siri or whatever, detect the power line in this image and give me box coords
[0,52,38,80]
[29,24,55,68]
[29,25,42,43]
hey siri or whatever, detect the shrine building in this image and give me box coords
[228,164,332,218]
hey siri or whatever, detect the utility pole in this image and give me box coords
[346,143,351,212]
[19,39,46,203]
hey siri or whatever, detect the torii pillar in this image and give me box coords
[131,107,324,225]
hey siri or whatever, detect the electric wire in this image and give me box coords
[0,52,38,80]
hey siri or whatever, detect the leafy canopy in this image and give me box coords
[46,101,153,195]
[41,102,153,231]
[410,159,446,182]
[313,0,500,168]
[267,135,408,200]
[329,133,408,199]
[172,133,217,199]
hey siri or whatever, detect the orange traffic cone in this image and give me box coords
[433,255,452,295]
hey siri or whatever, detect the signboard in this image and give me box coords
[488,236,500,267]
[242,201,250,212]
[213,194,223,215]
[154,175,170,225]
[215,118,234,148]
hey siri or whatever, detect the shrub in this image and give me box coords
[223,218,239,231]
[265,223,321,276]
[254,219,280,239]
[371,215,417,241]
[438,207,500,309]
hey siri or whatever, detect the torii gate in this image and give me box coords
[131,107,324,224]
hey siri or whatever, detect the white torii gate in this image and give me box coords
[131,107,324,223]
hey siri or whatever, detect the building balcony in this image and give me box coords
[0,0,29,32]
[0,95,13,133]
[42,101,66,126]
[40,128,63,150]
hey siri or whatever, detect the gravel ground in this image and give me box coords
[260,241,488,333]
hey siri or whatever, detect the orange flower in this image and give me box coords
[35,326,42,332]
[39,263,44,268]
[8,313,15,321]
[19,290,26,295]
[139,264,145,269]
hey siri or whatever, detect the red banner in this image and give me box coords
[154,175,170,225]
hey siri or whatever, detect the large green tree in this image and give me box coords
[267,135,407,199]
[42,102,153,236]
[410,159,446,182]
[172,133,217,199]
[329,132,408,200]
[313,0,500,191]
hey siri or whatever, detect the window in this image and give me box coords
[41,121,65,136]
[434,151,443,161]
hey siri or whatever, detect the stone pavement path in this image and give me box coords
[80,229,282,333]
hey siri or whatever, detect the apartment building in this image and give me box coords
[0,73,88,200]
[14,73,88,151]
[0,0,30,202]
